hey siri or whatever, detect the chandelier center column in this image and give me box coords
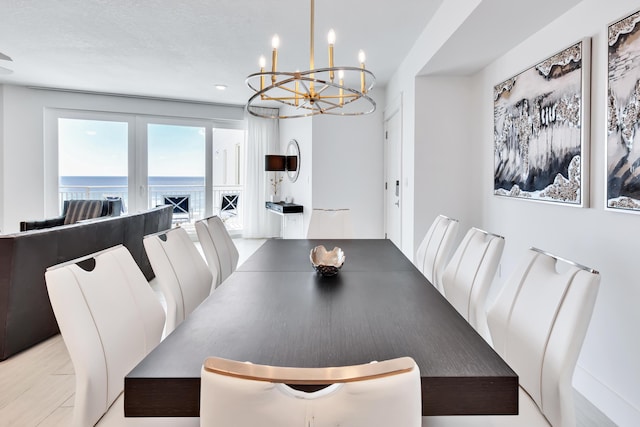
[309,0,315,97]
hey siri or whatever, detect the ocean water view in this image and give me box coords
[60,175,205,189]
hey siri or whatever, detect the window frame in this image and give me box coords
[45,108,245,218]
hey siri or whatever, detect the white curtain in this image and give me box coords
[243,107,280,238]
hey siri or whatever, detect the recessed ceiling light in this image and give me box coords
[215,84,227,91]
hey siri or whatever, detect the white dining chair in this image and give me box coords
[195,215,239,286]
[415,215,459,293]
[441,227,504,342]
[306,208,354,239]
[200,356,422,427]
[45,245,198,427]
[144,226,214,335]
[424,248,600,427]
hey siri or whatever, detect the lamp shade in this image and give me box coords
[265,155,286,171]
[286,155,298,171]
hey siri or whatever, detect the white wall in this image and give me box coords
[311,87,386,238]
[0,84,244,233]
[414,76,482,251]
[278,90,386,239]
[476,1,640,424]
[279,115,313,235]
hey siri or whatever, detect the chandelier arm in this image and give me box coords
[314,83,330,96]
[296,99,313,110]
[315,99,338,111]
[297,79,311,97]
[279,84,307,98]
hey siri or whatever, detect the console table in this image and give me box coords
[265,201,304,239]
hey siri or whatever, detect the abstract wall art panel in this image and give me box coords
[607,9,640,212]
[494,39,590,206]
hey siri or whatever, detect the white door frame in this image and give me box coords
[383,94,403,247]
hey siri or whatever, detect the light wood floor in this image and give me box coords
[0,238,618,427]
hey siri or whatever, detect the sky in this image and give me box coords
[58,119,206,177]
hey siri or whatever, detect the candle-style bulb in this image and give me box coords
[328,29,336,81]
[295,69,300,106]
[328,29,336,45]
[358,50,366,94]
[271,35,279,84]
[338,70,344,106]
[259,55,266,94]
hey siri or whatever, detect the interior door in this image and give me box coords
[384,107,402,248]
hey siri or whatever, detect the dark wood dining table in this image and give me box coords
[125,239,517,417]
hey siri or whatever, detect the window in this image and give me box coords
[147,123,206,222]
[48,109,245,229]
[57,117,129,212]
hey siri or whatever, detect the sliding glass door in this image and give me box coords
[55,114,133,214]
[49,110,245,229]
[146,123,206,223]
[135,117,245,228]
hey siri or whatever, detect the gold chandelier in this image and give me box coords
[246,0,376,119]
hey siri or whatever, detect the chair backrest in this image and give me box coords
[487,248,600,427]
[210,215,240,274]
[45,245,165,427]
[63,199,107,224]
[164,195,190,218]
[195,215,239,286]
[195,219,222,286]
[306,208,354,239]
[221,193,239,212]
[441,227,505,341]
[414,215,459,292]
[200,356,421,427]
[143,226,214,334]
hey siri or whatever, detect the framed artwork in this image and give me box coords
[606,9,640,212]
[494,39,590,206]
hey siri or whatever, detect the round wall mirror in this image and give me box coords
[286,139,300,182]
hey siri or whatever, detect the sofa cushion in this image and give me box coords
[63,200,106,225]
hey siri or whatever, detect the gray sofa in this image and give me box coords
[0,205,173,360]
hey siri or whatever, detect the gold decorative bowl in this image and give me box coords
[309,245,345,276]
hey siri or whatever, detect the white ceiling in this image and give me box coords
[0,0,444,106]
[420,0,584,76]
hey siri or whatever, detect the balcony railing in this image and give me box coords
[58,184,244,230]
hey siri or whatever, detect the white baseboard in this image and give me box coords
[574,365,640,427]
